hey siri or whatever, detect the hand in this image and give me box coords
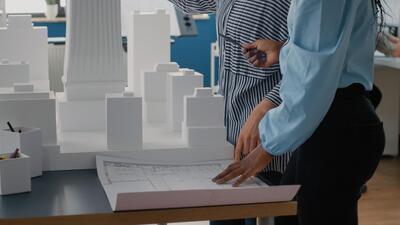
[388,35,400,57]
[242,39,284,68]
[234,99,277,161]
[213,145,273,187]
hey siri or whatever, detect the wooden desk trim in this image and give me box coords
[0,201,297,225]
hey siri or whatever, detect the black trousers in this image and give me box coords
[275,84,385,225]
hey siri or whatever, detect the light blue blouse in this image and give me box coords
[259,0,377,155]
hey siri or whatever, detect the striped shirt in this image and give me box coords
[170,0,291,173]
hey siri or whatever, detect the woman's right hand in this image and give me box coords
[242,39,284,68]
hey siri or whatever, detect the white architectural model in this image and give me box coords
[0,5,232,172]
[0,15,57,152]
[182,88,226,147]
[167,69,204,131]
[128,9,170,96]
[106,92,143,150]
[0,15,49,90]
[58,0,126,131]
[0,0,6,28]
[142,63,179,123]
[0,60,29,88]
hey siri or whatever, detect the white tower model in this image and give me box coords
[63,0,125,100]
[128,9,170,96]
[58,0,125,131]
[142,63,180,123]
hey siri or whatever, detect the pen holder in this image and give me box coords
[0,127,43,177]
[0,153,31,195]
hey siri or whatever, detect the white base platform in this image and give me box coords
[42,123,233,171]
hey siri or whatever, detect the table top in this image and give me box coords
[375,55,400,70]
[0,170,112,219]
[0,170,297,225]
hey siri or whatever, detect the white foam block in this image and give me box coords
[0,15,49,87]
[183,88,224,127]
[0,127,43,177]
[63,0,125,100]
[106,93,143,151]
[13,83,34,92]
[128,9,171,96]
[7,15,32,29]
[142,63,180,123]
[0,97,57,146]
[142,71,168,102]
[143,102,167,123]
[56,93,105,131]
[167,69,203,131]
[182,125,227,148]
[0,154,31,195]
[0,61,29,87]
[0,90,50,100]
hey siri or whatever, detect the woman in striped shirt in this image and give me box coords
[169,1,291,225]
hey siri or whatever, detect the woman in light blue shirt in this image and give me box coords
[213,0,385,224]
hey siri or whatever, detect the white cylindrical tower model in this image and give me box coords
[63,0,125,100]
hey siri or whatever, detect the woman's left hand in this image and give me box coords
[213,145,273,187]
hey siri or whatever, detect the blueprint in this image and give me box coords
[96,155,299,211]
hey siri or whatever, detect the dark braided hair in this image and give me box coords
[372,0,385,32]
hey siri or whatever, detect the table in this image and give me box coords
[0,170,297,225]
[374,56,400,156]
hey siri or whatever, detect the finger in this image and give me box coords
[216,168,244,184]
[242,42,257,51]
[233,172,252,187]
[248,54,258,64]
[243,138,251,156]
[234,138,244,161]
[249,138,258,153]
[244,50,257,59]
[212,163,240,182]
[388,35,400,43]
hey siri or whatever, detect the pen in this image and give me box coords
[7,121,15,132]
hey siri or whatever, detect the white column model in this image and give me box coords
[63,0,125,100]
[128,9,170,96]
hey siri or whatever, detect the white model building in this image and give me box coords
[142,63,180,123]
[0,0,6,27]
[106,92,143,151]
[0,15,57,151]
[182,88,226,147]
[58,0,126,131]
[167,69,204,132]
[0,6,232,171]
[0,60,29,88]
[0,15,49,90]
[128,9,170,96]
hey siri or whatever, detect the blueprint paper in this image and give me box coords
[96,156,300,211]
